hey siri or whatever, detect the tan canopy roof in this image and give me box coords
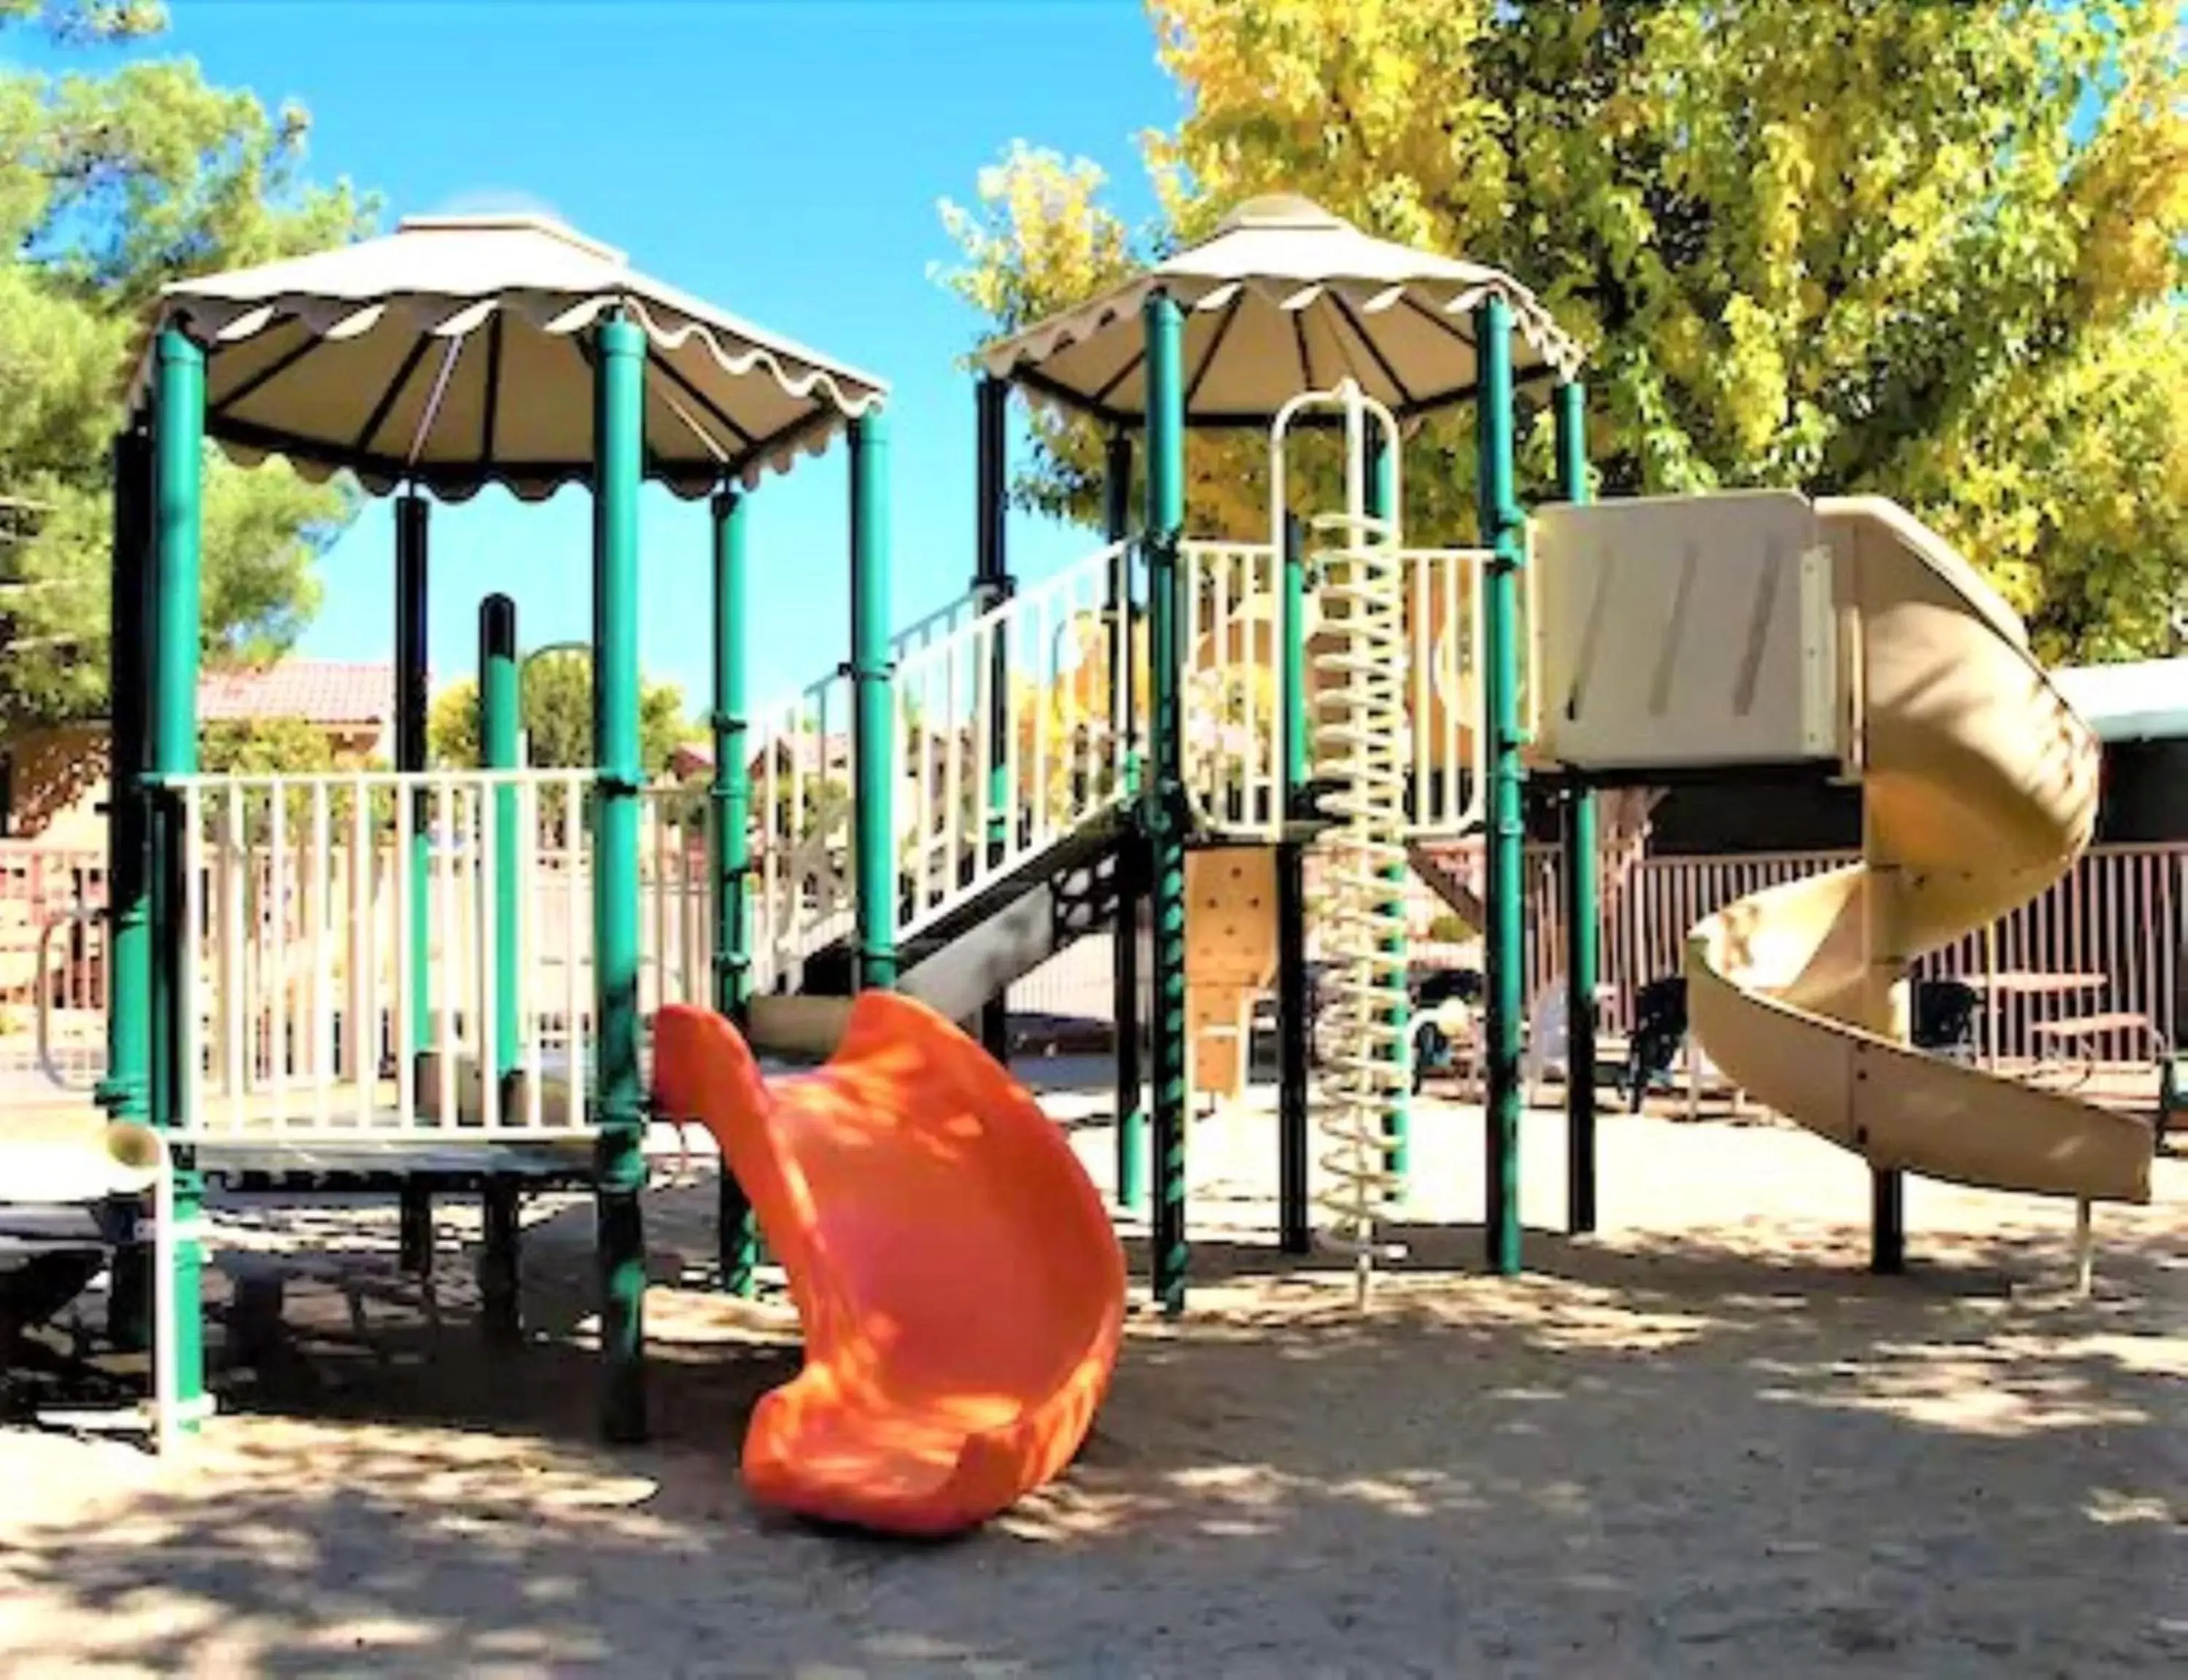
[123,214,888,501]
[981,195,1583,427]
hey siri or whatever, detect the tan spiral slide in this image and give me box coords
[1685,498,2152,1203]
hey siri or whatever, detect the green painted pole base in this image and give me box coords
[718,1177,759,1297]
[1276,841,1311,1252]
[596,1183,648,1442]
[167,1172,206,1431]
[1114,859,1147,1214]
[479,1178,523,1346]
[1869,1169,1906,1274]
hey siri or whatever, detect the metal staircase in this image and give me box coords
[748,540,1141,1024]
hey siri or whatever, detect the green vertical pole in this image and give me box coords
[591,312,648,1443]
[98,424,153,1349]
[849,412,896,990]
[1276,512,1311,1253]
[1365,431,1410,1195]
[1142,289,1190,1315]
[477,594,524,1341]
[479,594,521,1089]
[1554,380,1600,1236]
[1105,430,1147,1213]
[710,487,759,1297]
[99,428,152,1128]
[1476,296,1525,1278]
[395,495,431,1054]
[147,326,206,1423]
[394,496,432,1270]
[974,376,1012,1059]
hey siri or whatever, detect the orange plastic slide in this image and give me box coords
[650,992,1127,1537]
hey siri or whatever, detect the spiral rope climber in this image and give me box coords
[1271,380,1415,1307]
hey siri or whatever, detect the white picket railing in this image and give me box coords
[1176,540,1490,839]
[1181,540,1287,836]
[896,540,1138,938]
[171,769,595,1140]
[1400,547,1490,836]
[747,665,856,994]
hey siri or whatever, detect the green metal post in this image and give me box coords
[1276,512,1311,1253]
[1105,430,1147,1213]
[1366,430,1410,1194]
[850,412,897,990]
[393,494,434,1270]
[98,425,153,1348]
[147,327,206,1422]
[591,313,648,1443]
[974,376,1012,1059]
[1476,297,1525,1277]
[480,594,521,1089]
[710,488,759,1297]
[395,495,431,1054]
[476,594,524,1342]
[1142,289,1190,1315]
[1554,380,1600,1235]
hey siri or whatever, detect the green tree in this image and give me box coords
[0,1,377,739]
[427,650,697,779]
[942,0,2187,661]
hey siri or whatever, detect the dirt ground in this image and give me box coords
[1,1074,2181,1678]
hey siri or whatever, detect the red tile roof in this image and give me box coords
[197,661,397,726]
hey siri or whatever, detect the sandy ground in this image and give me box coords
[1,1068,2182,1679]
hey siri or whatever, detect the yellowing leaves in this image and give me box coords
[939,0,2187,660]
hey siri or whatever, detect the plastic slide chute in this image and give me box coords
[650,992,1126,1536]
[1687,498,2152,1203]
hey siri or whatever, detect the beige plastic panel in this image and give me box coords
[1532,491,1842,772]
[1687,496,2152,1203]
[1186,846,1279,1099]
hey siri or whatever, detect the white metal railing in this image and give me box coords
[1401,546,1490,835]
[1182,540,1286,836]
[1177,539,1490,839]
[34,905,104,1092]
[748,666,856,993]
[171,769,593,1140]
[896,540,1137,938]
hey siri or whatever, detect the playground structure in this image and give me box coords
[0,194,2159,1480]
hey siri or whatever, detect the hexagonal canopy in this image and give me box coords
[980,195,1582,428]
[125,214,888,500]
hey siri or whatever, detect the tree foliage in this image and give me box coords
[427,650,697,779]
[0,0,377,736]
[941,0,2187,661]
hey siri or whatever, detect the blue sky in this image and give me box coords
[35,0,1178,707]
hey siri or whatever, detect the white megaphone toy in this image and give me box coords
[2,1110,163,1205]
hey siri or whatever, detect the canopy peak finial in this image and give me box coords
[1214,194,1349,235]
[393,212,628,266]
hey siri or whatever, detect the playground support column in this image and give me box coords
[591,312,648,1444]
[710,488,759,1297]
[1105,429,1147,1213]
[99,425,152,1348]
[1554,380,1599,1236]
[850,411,896,990]
[1863,804,1908,1274]
[395,494,432,1275]
[1475,297,1525,1278]
[478,594,523,1344]
[1276,511,1311,1253]
[481,594,521,1093]
[1366,430,1409,1194]
[1142,289,1190,1315]
[974,376,1012,1059]
[147,327,206,1423]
